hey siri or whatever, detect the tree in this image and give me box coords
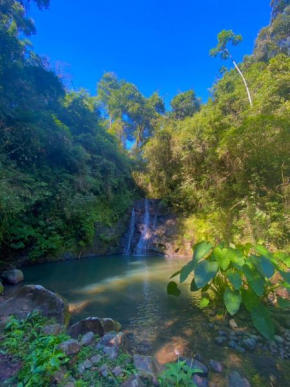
[271,0,290,19]
[210,30,253,107]
[97,73,165,148]
[170,90,200,120]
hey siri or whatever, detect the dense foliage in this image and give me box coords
[0,0,137,264]
[1,0,290,265]
[138,48,290,249]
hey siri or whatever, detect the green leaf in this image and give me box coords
[169,270,181,279]
[193,241,213,264]
[242,264,265,296]
[251,255,275,279]
[250,304,275,341]
[212,247,230,271]
[277,297,290,309]
[227,248,245,267]
[167,281,181,297]
[280,270,290,284]
[253,245,271,258]
[226,270,242,290]
[194,261,218,288]
[190,278,199,292]
[241,288,260,312]
[200,298,210,309]
[223,287,241,315]
[180,260,195,283]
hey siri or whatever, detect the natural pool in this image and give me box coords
[22,255,290,386]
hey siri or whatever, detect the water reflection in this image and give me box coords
[22,255,209,356]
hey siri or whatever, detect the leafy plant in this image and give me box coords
[168,241,290,340]
[2,313,70,386]
[159,357,201,387]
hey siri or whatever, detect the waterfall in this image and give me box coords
[124,207,135,255]
[135,199,150,255]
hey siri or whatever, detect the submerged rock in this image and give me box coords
[0,285,70,326]
[1,270,24,285]
[68,317,121,338]
[181,358,208,375]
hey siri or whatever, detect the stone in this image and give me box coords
[133,354,158,380]
[229,319,238,329]
[274,335,284,344]
[229,340,239,349]
[112,366,125,377]
[59,339,80,356]
[43,323,61,336]
[67,317,121,339]
[0,285,70,326]
[81,331,94,346]
[120,375,145,387]
[1,270,24,285]
[99,364,109,378]
[181,358,208,375]
[242,338,256,351]
[83,359,92,369]
[218,330,228,337]
[229,371,251,387]
[104,345,119,360]
[0,282,3,294]
[209,360,223,373]
[193,374,208,387]
[215,336,227,346]
[91,354,102,364]
[97,331,124,348]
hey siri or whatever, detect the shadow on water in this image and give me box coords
[22,255,290,387]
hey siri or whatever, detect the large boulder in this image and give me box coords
[68,317,121,339]
[0,285,70,326]
[1,270,24,285]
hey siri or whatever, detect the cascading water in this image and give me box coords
[123,207,135,255]
[135,199,150,255]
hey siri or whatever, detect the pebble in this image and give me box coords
[193,374,208,387]
[242,338,256,351]
[91,354,102,364]
[81,332,94,346]
[99,364,109,378]
[112,366,124,377]
[229,371,251,387]
[215,336,227,346]
[218,330,228,337]
[209,360,223,373]
[274,335,284,344]
[229,340,239,349]
[229,319,238,329]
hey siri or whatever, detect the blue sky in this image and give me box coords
[29,0,271,106]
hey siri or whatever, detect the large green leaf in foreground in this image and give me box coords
[194,260,218,288]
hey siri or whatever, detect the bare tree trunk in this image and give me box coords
[226,50,253,107]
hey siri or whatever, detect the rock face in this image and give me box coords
[1,270,24,285]
[122,199,193,257]
[68,317,121,338]
[0,285,70,326]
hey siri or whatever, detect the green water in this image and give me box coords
[22,255,211,358]
[21,255,290,385]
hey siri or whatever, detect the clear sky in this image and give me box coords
[29,0,271,106]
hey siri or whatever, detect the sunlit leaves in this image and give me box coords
[226,270,242,290]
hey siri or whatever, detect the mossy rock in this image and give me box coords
[0,285,70,327]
